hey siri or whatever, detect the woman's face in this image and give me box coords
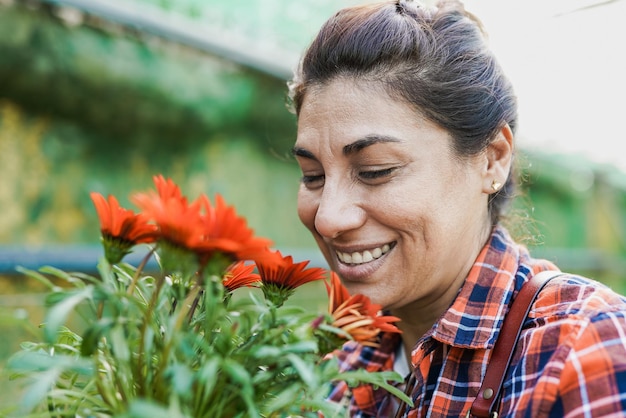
[294,79,496,311]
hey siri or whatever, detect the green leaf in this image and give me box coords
[299,395,347,417]
[197,357,219,401]
[43,286,94,343]
[110,323,131,361]
[167,364,194,396]
[250,345,282,358]
[114,262,139,280]
[7,351,92,375]
[283,340,318,354]
[15,265,57,290]
[222,359,259,415]
[122,400,187,418]
[68,271,102,285]
[18,368,61,413]
[80,317,115,356]
[39,265,85,287]
[97,257,117,286]
[338,369,413,406]
[261,383,300,413]
[222,359,252,395]
[286,353,316,388]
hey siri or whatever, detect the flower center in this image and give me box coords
[336,244,392,265]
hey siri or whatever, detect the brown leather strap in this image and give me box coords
[468,271,563,418]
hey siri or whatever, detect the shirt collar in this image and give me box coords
[430,226,524,349]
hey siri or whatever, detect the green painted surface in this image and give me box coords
[113,0,365,53]
[0,3,297,152]
[0,100,313,249]
[0,1,313,250]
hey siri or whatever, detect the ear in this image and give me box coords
[482,123,513,194]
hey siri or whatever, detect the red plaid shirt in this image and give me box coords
[327,226,626,417]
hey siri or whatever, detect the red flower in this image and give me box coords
[91,192,157,244]
[256,250,326,290]
[195,194,273,265]
[223,261,261,293]
[153,174,184,201]
[90,192,158,264]
[325,272,401,347]
[132,176,273,274]
[256,250,326,306]
[131,176,206,251]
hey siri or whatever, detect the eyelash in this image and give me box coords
[301,175,324,185]
[359,168,394,179]
[301,168,394,187]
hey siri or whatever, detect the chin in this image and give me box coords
[343,282,387,306]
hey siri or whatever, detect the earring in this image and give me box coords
[491,180,502,191]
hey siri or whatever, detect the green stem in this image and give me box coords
[187,290,204,323]
[153,285,201,400]
[97,301,104,320]
[135,272,166,397]
[95,356,119,411]
[127,247,156,296]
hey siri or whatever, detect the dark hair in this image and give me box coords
[289,0,518,224]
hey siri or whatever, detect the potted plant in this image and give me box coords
[5,175,410,417]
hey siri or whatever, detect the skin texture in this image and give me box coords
[294,78,513,345]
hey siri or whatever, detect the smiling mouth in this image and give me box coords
[335,243,394,265]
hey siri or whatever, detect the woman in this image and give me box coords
[289,0,626,417]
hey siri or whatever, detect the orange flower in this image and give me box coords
[90,192,158,264]
[91,192,157,244]
[132,176,273,275]
[222,261,261,293]
[256,250,327,306]
[325,272,401,347]
[257,250,326,290]
[153,174,184,201]
[195,194,273,265]
[131,176,206,251]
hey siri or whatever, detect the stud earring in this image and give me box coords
[491,180,502,191]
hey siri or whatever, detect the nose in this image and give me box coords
[314,183,366,239]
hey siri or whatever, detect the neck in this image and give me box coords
[391,282,459,352]
[390,227,491,359]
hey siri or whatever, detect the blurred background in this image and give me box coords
[1,0,625,409]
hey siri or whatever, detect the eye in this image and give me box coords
[301,174,325,189]
[358,168,394,181]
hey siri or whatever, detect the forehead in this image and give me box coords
[295,78,451,152]
[299,80,417,131]
[300,78,413,118]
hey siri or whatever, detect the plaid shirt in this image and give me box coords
[327,226,626,417]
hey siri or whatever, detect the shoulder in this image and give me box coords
[532,273,626,319]
[519,274,626,415]
[520,272,626,382]
[520,273,626,363]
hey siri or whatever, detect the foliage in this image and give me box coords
[4,175,409,417]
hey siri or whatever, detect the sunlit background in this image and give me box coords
[464,0,626,170]
[1,0,625,409]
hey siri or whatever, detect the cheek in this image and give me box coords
[296,190,318,232]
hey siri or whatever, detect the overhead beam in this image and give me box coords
[39,0,298,80]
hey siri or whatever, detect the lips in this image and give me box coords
[335,243,392,265]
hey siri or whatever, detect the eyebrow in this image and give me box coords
[342,135,401,155]
[291,134,401,160]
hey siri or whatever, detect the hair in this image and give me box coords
[288,0,518,225]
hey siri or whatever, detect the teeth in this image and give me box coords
[336,244,392,265]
